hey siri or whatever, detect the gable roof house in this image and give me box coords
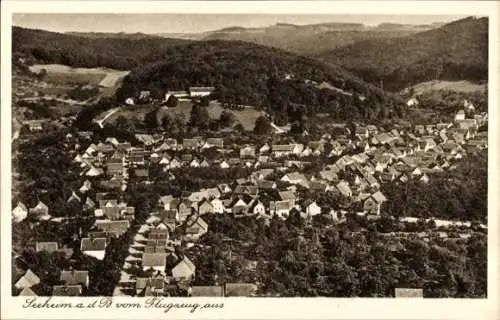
[52,285,83,296]
[271,144,302,157]
[184,215,209,240]
[15,269,40,289]
[18,287,38,296]
[30,201,51,221]
[231,198,249,216]
[204,137,224,149]
[303,200,321,218]
[336,181,353,198]
[36,242,58,253]
[224,283,258,297]
[60,270,90,287]
[270,200,294,218]
[240,145,256,159]
[142,253,167,272]
[281,172,310,189]
[81,237,107,260]
[171,256,196,281]
[136,277,165,297]
[197,200,214,215]
[363,191,387,215]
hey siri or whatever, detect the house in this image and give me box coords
[178,201,194,222]
[217,184,232,194]
[318,170,338,182]
[240,145,256,158]
[136,277,165,296]
[198,200,214,215]
[79,180,92,194]
[86,166,104,177]
[81,237,107,260]
[407,97,419,107]
[224,283,258,297]
[279,191,297,206]
[165,90,189,100]
[270,200,294,218]
[52,285,83,296]
[219,160,230,169]
[355,126,368,138]
[189,86,215,97]
[304,200,321,217]
[271,144,298,157]
[204,137,224,149]
[60,270,90,287]
[15,269,40,289]
[142,253,167,272]
[257,180,277,190]
[281,172,309,188]
[336,181,352,198]
[12,202,28,223]
[258,143,271,154]
[372,155,392,172]
[139,90,151,101]
[394,288,423,298]
[231,198,248,216]
[36,242,58,253]
[190,286,224,297]
[366,125,378,135]
[248,199,266,216]
[185,215,209,240]
[23,119,46,131]
[189,158,201,168]
[95,220,131,237]
[67,191,82,204]
[30,201,51,221]
[183,138,202,150]
[363,191,387,215]
[210,198,225,214]
[18,287,37,296]
[455,110,466,121]
[172,256,196,280]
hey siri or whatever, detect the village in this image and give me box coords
[11,84,488,298]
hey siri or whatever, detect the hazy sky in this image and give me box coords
[12,14,466,34]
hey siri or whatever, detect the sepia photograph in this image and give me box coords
[1,1,498,319]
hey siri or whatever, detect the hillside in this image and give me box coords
[319,17,488,91]
[117,40,404,124]
[200,22,426,56]
[12,26,190,70]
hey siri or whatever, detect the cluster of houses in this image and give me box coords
[126,87,215,105]
[12,100,488,296]
[113,199,257,297]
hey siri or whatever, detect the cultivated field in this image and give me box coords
[28,64,130,98]
[407,80,487,94]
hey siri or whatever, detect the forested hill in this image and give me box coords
[201,24,423,57]
[12,26,190,70]
[117,40,405,123]
[318,17,488,92]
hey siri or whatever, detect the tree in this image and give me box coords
[189,104,210,129]
[253,115,272,135]
[219,111,236,128]
[166,95,179,108]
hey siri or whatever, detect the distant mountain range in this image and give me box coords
[317,17,488,91]
[155,22,442,56]
[12,16,487,99]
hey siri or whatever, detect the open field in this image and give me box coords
[27,64,130,98]
[407,80,487,94]
[104,100,264,131]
